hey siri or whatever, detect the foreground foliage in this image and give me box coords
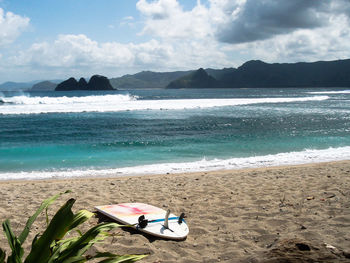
[0,191,146,263]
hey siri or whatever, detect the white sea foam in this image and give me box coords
[1,146,349,181]
[307,90,350,94]
[0,94,329,115]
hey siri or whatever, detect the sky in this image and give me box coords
[1,0,350,83]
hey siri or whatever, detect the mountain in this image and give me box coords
[167,59,350,89]
[109,70,193,89]
[29,81,57,91]
[3,58,350,91]
[55,75,115,91]
[0,81,39,91]
[218,59,350,88]
[205,67,236,80]
[167,68,219,89]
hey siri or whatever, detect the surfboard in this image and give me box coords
[95,203,189,240]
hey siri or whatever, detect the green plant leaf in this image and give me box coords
[48,237,81,263]
[85,252,147,263]
[69,210,94,231]
[53,223,123,262]
[0,248,6,263]
[24,198,75,263]
[97,254,148,263]
[18,190,71,244]
[2,192,146,263]
[2,219,23,263]
[30,234,39,249]
[60,255,86,263]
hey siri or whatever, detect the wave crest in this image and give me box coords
[1,146,349,180]
[307,90,350,94]
[0,94,329,115]
[0,94,139,105]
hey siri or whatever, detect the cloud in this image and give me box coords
[4,0,350,83]
[137,0,180,20]
[0,8,30,46]
[135,0,350,46]
[224,14,350,64]
[123,16,134,21]
[134,0,350,64]
[119,16,136,28]
[13,34,136,68]
[137,0,213,39]
[10,33,230,79]
[215,0,350,44]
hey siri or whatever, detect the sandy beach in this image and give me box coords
[1,161,350,262]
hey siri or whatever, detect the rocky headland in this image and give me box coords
[55,75,115,91]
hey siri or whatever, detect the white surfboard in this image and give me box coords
[95,203,189,240]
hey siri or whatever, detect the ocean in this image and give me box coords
[0,88,350,180]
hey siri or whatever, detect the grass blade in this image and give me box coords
[0,248,6,263]
[2,220,23,263]
[18,190,71,244]
[97,254,148,263]
[54,223,122,262]
[1,193,146,263]
[60,255,86,263]
[24,198,75,263]
[69,210,94,231]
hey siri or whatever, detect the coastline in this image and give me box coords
[2,145,350,181]
[1,160,350,262]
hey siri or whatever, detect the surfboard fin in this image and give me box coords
[164,209,171,228]
[178,212,185,224]
[138,215,148,229]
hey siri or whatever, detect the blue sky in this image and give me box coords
[1,0,350,83]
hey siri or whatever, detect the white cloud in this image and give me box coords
[123,16,134,21]
[137,0,213,40]
[135,0,350,64]
[230,14,350,63]
[13,34,135,68]
[119,16,136,28]
[0,8,29,46]
[10,32,231,79]
[137,0,180,20]
[4,0,350,82]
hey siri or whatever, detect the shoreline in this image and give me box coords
[1,146,350,181]
[1,160,350,262]
[0,159,347,184]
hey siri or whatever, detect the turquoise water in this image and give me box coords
[0,88,350,179]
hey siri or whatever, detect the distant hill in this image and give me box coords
[29,81,57,91]
[2,58,350,91]
[109,70,193,89]
[0,81,39,91]
[205,68,236,80]
[219,59,350,88]
[167,68,219,89]
[167,59,350,89]
[0,80,62,91]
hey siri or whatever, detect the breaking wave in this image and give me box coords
[1,146,349,181]
[0,94,329,115]
[307,90,350,94]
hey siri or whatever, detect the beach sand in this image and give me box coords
[1,161,350,262]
